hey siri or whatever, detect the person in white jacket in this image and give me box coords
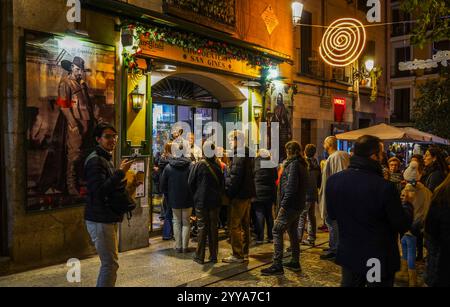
[319,136,350,260]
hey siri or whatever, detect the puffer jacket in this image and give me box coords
[279,156,308,213]
[84,146,125,223]
[225,147,256,200]
[160,157,193,209]
[254,156,278,203]
[188,158,224,209]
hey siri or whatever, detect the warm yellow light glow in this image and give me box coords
[319,18,367,67]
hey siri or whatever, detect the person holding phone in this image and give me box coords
[84,122,134,287]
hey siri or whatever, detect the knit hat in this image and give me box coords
[403,161,420,182]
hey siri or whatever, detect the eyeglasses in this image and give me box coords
[102,134,118,141]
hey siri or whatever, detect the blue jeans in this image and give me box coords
[85,221,119,287]
[253,201,274,242]
[401,234,417,269]
[162,198,173,239]
[325,215,339,254]
[298,201,317,242]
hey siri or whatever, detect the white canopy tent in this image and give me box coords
[336,123,449,145]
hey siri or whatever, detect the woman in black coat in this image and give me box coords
[425,174,450,287]
[423,147,448,192]
[189,142,224,264]
[161,144,193,253]
[252,149,278,243]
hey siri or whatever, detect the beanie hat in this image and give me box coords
[403,161,420,182]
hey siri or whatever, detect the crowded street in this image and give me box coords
[1,0,450,293]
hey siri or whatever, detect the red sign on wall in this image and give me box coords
[333,97,346,122]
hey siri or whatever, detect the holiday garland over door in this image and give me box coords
[122,23,279,74]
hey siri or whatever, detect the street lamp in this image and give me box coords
[365,59,375,72]
[352,58,375,85]
[292,1,304,26]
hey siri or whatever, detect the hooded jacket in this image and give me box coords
[160,157,193,209]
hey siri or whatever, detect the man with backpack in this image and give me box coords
[84,122,135,287]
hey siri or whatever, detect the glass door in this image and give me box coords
[150,103,176,233]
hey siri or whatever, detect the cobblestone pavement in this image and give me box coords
[0,231,425,287]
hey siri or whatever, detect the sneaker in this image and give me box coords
[320,252,336,260]
[261,265,284,276]
[283,261,302,272]
[193,257,204,265]
[301,239,315,247]
[208,258,218,264]
[255,240,264,245]
[222,255,244,263]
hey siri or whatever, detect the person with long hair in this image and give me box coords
[261,141,308,275]
[424,174,450,287]
[423,146,448,192]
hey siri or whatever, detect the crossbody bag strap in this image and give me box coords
[202,160,221,186]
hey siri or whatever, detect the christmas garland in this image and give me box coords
[122,22,278,73]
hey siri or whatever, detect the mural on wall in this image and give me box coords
[25,31,115,211]
[265,81,295,162]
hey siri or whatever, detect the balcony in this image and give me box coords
[296,49,325,80]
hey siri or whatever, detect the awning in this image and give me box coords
[336,123,450,145]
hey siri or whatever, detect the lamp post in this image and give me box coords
[292,0,304,26]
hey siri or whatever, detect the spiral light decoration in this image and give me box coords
[319,18,367,67]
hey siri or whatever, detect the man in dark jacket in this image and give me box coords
[84,122,134,287]
[253,149,278,244]
[160,143,193,253]
[326,135,413,287]
[223,131,256,263]
[261,141,308,275]
[298,144,321,246]
[189,141,224,264]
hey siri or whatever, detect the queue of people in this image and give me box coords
[84,122,450,287]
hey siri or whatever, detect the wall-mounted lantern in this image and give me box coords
[292,1,304,26]
[130,85,145,112]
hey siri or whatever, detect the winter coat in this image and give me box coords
[319,150,350,219]
[326,155,414,277]
[160,157,193,209]
[423,163,447,192]
[188,158,224,209]
[279,156,308,213]
[254,156,278,203]
[305,157,322,202]
[225,147,256,200]
[425,189,450,287]
[84,146,125,223]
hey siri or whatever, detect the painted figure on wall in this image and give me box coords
[25,31,115,211]
[57,56,97,196]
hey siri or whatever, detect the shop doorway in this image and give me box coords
[148,74,245,234]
